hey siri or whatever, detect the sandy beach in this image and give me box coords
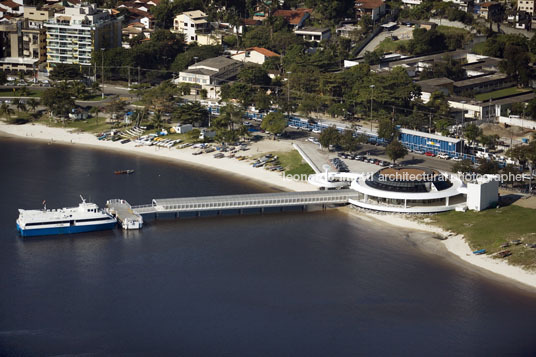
[0,122,313,192]
[2,121,535,291]
[349,209,536,290]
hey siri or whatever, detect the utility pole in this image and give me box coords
[429,113,432,133]
[138,66,140,84]
[101,48,105,99]
[286,71,291,119]
[127,66,131,88]
[369,84,375,133]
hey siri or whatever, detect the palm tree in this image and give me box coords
[12,99,20,113]
[0,102,14,118]
[89,106,100,124]
[152,111,162,131]
[16,100,27,113]
[27,98,38,112]
[18,86,29,97]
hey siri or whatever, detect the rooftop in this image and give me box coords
[400,128,461,144]
[295,27,330,33]
[355,0,385,10]
[453,73,508,87]
[182,10,207,19]
[272,8,311,25]
[189,56,241,71]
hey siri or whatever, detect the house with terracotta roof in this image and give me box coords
[231,47,280,65]
[124,7,154,29]
[476,2,501,19]
[272,8,312,29]
[355,0,386,22]
[0,0,23,16]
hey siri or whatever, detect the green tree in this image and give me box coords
[170,45,222,72]
[14,99,26,113]
[480,134,499,150]
[463,123,482,144]
[377,119,399,141]
[499,44,530,86]
[261,111,287,137]
[339,129,361,152]
[452,159,474,173]
[238,65,271,86]
[476,158,500,174]
[27,98,39,112]
[0,70,6,85]
[173,102,209,126]
[385,139,408,163]
[49,64,83,80]
[318,126,341,149]
[41,86,75,117]
[0,102,14,118]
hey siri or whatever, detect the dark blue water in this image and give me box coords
[1,137,536,356]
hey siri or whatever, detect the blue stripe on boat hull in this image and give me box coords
[17,222,117,237]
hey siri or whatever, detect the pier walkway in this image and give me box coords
[131,190,359,216]
[106,199,143,229]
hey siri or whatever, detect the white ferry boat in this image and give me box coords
[16,196,117,237]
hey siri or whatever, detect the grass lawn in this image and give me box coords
[471,41,486,55]
[428,205,536,270]
[376,38,410,54]
[475,87,531,101]
[0,88,41,97]
[49,117,111,134]
[436,25,471,36]
[78,94,106,102]
[271,150,315,176]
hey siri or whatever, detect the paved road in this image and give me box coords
[357,26,414,57]
[299,139,456,175]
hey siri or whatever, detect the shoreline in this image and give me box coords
[345,207,536,291]
[0,122,313,193]
[2,121,536,291]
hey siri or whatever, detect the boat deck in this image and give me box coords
[106,199,143,230]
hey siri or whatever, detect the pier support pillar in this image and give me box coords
[445,196,449,207]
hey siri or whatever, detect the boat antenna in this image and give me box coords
[42,199,46,211]
[80,195,86,203]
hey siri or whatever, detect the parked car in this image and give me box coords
[437,153,450,159]
[425,152,435,157]
[413,150,425,155]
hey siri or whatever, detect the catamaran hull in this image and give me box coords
[16,222,117,237]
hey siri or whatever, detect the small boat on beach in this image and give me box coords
[114,170,135,175]
[497,250,512,258]
[473,249,486,255]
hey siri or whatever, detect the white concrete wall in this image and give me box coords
[232,50,267,65]
[498,116,536,130]
[467,177,499,211]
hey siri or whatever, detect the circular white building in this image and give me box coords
[348,167,468,213]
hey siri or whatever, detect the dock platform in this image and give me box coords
[106,199,143,230]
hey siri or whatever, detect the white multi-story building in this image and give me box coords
[171,10,211,44]
[518,0,535,15]
[45,4,122,68]
[401,0,422,7]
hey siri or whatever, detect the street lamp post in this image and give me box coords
[369,84,375,132]
[193,56,199,102]
[286,71,291,119]
[101,48,105,99]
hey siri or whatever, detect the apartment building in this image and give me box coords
[518,0,535,15]
[45,4,121,68]
[171,10,211,43]
[0,6,53,71]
